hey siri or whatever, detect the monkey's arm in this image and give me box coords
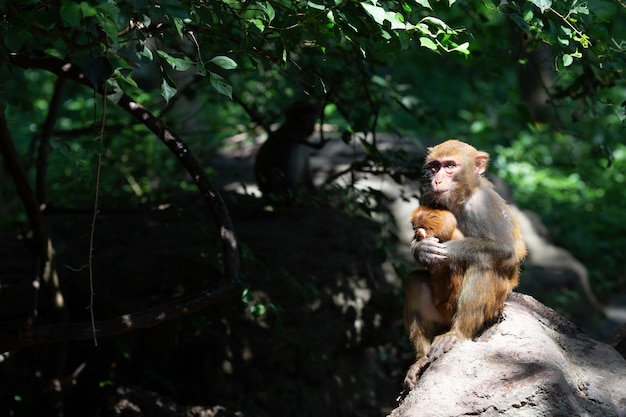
[443,237,516,266]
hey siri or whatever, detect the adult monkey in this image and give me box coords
[254,101,319,200]
[404,140,527,389]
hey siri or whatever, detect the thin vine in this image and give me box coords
[87,49,109,347]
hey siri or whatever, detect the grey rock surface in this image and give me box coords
[389,293,626,417]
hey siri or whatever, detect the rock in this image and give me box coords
[389,293,626,417]
[96,386,243,417]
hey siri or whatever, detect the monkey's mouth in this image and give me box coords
[432,189,450,195]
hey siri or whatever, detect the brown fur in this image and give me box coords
[410,207,464,242]
[404,140,527,389]
[409,207,464,325]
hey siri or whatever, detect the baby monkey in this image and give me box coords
[410,207,464,242]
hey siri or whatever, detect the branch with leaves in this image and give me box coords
[1,54,241,353]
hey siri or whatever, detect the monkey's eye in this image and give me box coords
[427,160,459,173]
[426,161,442,173]
[443,161,458,173]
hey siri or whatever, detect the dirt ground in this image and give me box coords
[0,190,408,416]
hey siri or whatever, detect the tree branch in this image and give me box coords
[0,274,239,352]
[0,105,48,264]
[3,53,242,352]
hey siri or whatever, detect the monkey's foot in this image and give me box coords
[429,332,458,360]
[403,357,431,390]
[403,334,459,390]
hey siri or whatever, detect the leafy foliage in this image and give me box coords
[0,0,624,296]
[1,0,626,414]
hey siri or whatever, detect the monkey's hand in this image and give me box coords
[416,227,427,241]
[411,237,447,265]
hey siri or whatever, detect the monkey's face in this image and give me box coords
[426,158,460,197]
[424,140,489,207]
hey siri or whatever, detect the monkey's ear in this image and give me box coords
[475,151,489,175]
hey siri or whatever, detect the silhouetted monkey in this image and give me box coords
[254,102,318,200]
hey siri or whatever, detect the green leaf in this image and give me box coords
[557,37,569,46]
[79,2,97,18]
[450,41,470,56]
[421,16,449,31]
[260,2,276,21]
[96,2,120,16]
[250,303,266,317]
[209,72,233,99]
[196,60,207,76]
[173,17,184,38]
[250,18,265,32]
[208,56,238,70]
[414,0,432,9]
[60,2,81,27]
[3,30,35,51]
[326,10,335,24]
[522,8,534,22]
[115,70,138,88]
[576,34,591,48]
[387,12,406,30]
[528,0,552,13]
[307,1,325,10]
[141,14,152,27]
[419,37,438,50]
[156,50,193,71]
[161,77,177,103]
[362,3,386,26]
[137,44,154,62]
[96,14,119,43]
[562,54,573,67]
